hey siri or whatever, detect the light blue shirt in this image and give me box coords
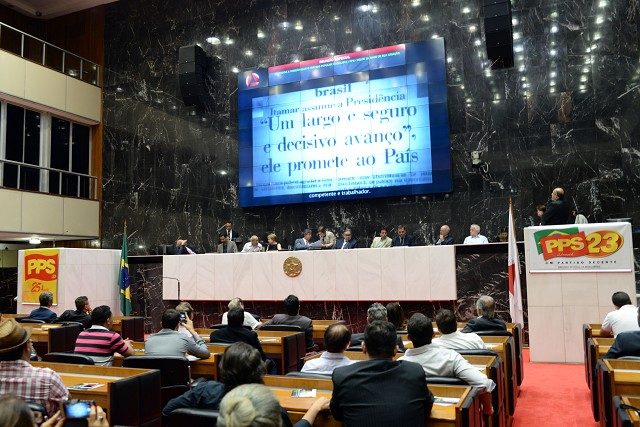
[301,352,356,375]
[463,234,489,245]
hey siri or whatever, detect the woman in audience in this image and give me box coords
[163,342,328,426]
[216,384,282,427]
[386,302,407,331]
[265,234,282,252]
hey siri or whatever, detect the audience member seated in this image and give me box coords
[217,383,282,427]
[211,307,269,362]
[334,229,358,249]
[370,227,392,248]
[604,306,640,359]
[399,313,494,415]
[432,309,486,350]
[0,393,107,427]
[600,291,640,337]
[331,321,433,427]
[145,309,210,359]
[301,324,355,376]
[162,342,327,426]
[463,224,489,245]
[0,319,68,416]
[25,292,57,323]
[74,305,135,366]
[55,295,92,329]
[222,298,260,330]
[391,225,416,247]
[461,295,507,333]
[294,229,313,251]
[259,295,315,351]
[350,303,405,352]
[241,235,263,253]
[386,302,406,331]
[176,301,196,339]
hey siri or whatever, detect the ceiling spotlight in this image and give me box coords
[219,170,228,175]
[29,238,41,245]
[224,37,234,45]
[294,22,303,31]
[550,26,558,33]
[550,71,557,78]
[244,50,253,56]
[431,34,439,39]
[421,14,430,22]
[462,7,470,13]
[231,66,240,73]
[549,49,557,56]
[469,25,477,32]
[206,37,221,45]
[257,31,265,39]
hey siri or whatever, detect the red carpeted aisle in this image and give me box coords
[512,349,596,427]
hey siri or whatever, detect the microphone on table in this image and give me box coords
[162,276,181,301]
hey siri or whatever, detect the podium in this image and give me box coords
[524,222,636,363]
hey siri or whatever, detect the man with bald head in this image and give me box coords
[541,187,571,225]
[301,323,355,375]
[241,235,263,252]
[435,225,454,245]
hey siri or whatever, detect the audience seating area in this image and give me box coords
[582,322,640,427]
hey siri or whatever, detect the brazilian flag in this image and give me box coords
[118,225,131,316]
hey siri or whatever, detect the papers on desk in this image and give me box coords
[434,396,460,406]
[68,383,103,390]
[186,355,200,361]
[291,389,316,398]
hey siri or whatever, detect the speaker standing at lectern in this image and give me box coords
[541,187,571,225]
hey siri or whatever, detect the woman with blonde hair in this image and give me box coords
[217,384,282,427]
[265,234,282,252]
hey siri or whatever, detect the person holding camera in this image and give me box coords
[145,309,210,360]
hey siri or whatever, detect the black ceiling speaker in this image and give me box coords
[178,45,209,106]
[483,0,514,69]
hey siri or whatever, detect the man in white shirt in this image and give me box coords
[221,297,260,329]
[301,323,355,375]
[601,291,640,337]
[399,313,494,415]
[241,235,263,252]
[463,224,489,245]
[432,309,486,350]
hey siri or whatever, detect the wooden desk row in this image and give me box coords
[40,358,481,427]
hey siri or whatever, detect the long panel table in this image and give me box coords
[162,246,456,301]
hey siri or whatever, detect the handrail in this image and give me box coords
[0,21,101,87]
[0,158,98,200]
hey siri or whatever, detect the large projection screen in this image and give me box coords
[238,39,452,207]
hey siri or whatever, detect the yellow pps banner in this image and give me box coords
[22,249,59,304]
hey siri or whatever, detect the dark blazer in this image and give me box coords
[221,228,237,241]
[350,333,405,352]
[334,238,358,249]
[331,359,434,427]
[260,314,314,350]
[541,200,571,226]
[435,235,454,245]
[604,331,640,359]
[27,307,57,323]
[210,326,267,360]
[392,235,416,247]
[177,244,197,255]
[55,309,92,329]
[461,316,507,333]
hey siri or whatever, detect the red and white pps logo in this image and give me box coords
[246,72,260,87]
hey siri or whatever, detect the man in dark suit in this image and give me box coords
[604,306,640,359]
[541,187,571,225]
[176,239,197,254]
[330,321,434,427]
[210,307,268,361]
[350,303,405,352]
[392,225,416,247]
[221,221,237,241]
[435,224,454,245]
[462,295,507,333]
[54,295,92,329]
[259,294,315,351]
[335,229,358,249]
[25,292,57,323]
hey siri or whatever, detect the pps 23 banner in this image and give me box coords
[526,222,633,273]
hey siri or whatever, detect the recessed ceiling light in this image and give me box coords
[206,37,220,45]
[29,238,41,244]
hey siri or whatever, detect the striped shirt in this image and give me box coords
[0,360,68,416]
[74,325,129,366]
